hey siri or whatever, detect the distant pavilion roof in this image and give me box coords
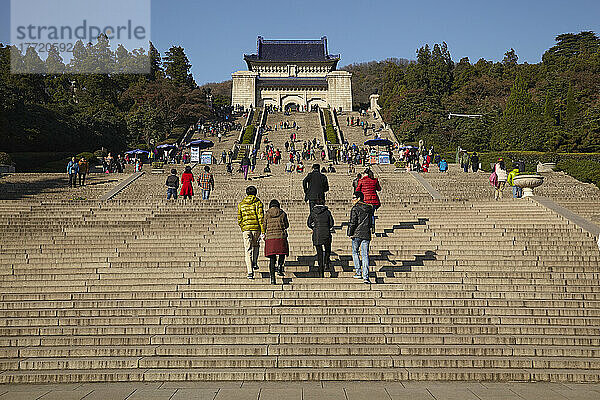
[244,36,340,66]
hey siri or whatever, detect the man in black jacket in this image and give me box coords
[348,191,373,284]
[165,169,179,200]
[303,164,329,212]
[307,198,334,278]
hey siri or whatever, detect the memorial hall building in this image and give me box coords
[232,36,352,111]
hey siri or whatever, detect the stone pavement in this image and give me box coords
[1,381,600,400]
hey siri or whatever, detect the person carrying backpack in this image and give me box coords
[307,198,334,278]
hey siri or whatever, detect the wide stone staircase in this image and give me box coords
[0,172,129,201]
[264,111,323,154]
[337,111,390,146]
[0,164,599,383]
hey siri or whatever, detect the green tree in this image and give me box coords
[149,42,164,80]
[45,45,66,74]
[503,74,534,117]
[543,92,557,125]
[564,83,577,128]
[502,48,518,66]
[163,46,196,88]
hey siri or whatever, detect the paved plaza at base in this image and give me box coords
[1,381,600,400]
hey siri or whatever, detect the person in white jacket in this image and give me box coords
[494,158,508,200]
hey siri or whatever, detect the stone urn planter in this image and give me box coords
[513,174,544,197]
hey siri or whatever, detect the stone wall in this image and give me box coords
[231,71,258,109]
[326,71,352,112]
[251,63,335,78]
[258,88,329,109]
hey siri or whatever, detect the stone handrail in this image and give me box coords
[370,95,399,145]
[232,108,255,161]
[252,108,267,152]
[332,109,344,144]
[318,108,332,161]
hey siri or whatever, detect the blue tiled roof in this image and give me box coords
[244,36,340,63]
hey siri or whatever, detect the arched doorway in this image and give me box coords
[282,95,304,112]
[261,98,277,108]
[285,103,300,112]
[307,98,327,112]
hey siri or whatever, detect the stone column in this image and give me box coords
[326,71,352,112]
[231,71,259,110]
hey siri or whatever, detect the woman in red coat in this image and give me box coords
[356,168,381,232]
[180,165,194,199]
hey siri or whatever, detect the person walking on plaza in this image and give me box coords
[461,151,470,173]
[352,173,362,192]
[348,191,373,284]
[166,168,179,200]
[67,157,79,188]
[303,163,329,212]
[493,158,508,200]
[238,186,265,279]
[180,165,194,200]
[264,199,289,284]
[507,165,522,198]
[198,165,215,200]
[355,168,381,232]
[241,154,251,180]
[471,152,480,172]
[78,157,89,186]
[438,159,448,172]
[307,198,334,278]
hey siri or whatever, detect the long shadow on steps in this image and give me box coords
[331,218,429,237]
[375,218,429,238]
[268,250,437,284]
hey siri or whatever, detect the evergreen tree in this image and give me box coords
[45,46,66,74]
[503,74,533,117]
[565,83,577,128]
[149,42,164,80]
[502,48,518,65]
[163,46,196,88]
[543,92,557,125]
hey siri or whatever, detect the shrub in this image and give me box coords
[242,125,255,144]
[0,152,13,165]
[323,109,333,126]
[8,152,72,172]
[252,108,262,125]
[76,152,98,166]
[135,144,150,151]
[323,109,338,144]
[94,149,107,158]
[326,125,337,144]
[556,159,600,189]
[157,138,177,145]
[152,161,164,169]
[477,152,600,173]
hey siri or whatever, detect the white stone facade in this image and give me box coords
[231,37,352,111]
[231,71,259,109]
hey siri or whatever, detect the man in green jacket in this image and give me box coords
[507,167,522,198]
[238,186,265,279]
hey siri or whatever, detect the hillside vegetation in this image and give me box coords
[342,32,600,154]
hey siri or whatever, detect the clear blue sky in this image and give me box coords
[1,0,599,84]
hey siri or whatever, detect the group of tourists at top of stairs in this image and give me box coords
[236,163,382,285]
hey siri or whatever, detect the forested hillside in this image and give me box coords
[0,37,214,154]
[343,32,600,153]
[1,31,599,158]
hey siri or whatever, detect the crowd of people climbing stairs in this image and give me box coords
[237,163,382,285]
